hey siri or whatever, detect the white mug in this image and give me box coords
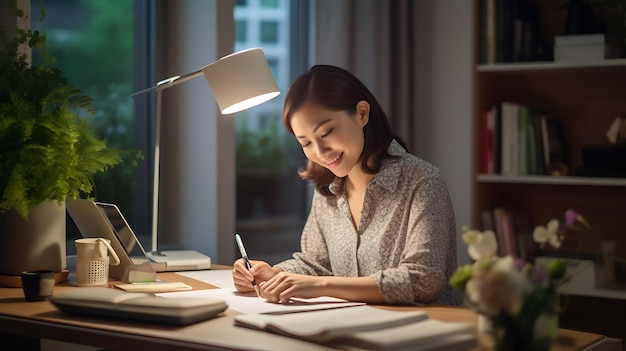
[75,238,120,266]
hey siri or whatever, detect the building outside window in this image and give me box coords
[234,0,307,263]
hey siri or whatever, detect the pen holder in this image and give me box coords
[76,256,109,287]
[75,237,120,287]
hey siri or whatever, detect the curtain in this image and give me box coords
[312,0,420,153]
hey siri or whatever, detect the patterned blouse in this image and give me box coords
[275,140,461,305]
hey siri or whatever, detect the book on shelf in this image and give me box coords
[234,305,478,351]
[485,207,538,262]
[482,208,496,232]
[517,105,529,175]
[482,102,566,177]
[520,106,544,176]
[529,112,544,175]
[480,108,496,174]
[493,207,516,257]
[479,0,541,63]
[500,102,519,175]
[479,0,497,64]
[494,104,502,174]
[511,209,538,262]
[540,115,568,175]
[518,1,540,62]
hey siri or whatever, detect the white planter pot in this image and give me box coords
[0,200,66,276]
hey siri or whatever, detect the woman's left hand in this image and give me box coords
[258,272,324,303]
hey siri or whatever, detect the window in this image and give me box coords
[259,20,279,43]
[32,0,152,250]
[260,0,279,8]
[234,0,309,264]
[235,20,247,42]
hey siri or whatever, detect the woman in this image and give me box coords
[233,65,459,305]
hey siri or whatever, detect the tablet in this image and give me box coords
[92,202,211,272]
[66,199,157,283]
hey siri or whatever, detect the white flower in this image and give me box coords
[465,255,536,317]
[462,228,498,261]
[533,219,561,248]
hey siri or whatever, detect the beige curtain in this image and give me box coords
[312,0,419,153]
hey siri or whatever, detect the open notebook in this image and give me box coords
[234,305,478,351]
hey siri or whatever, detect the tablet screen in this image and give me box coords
[95,203,149,259]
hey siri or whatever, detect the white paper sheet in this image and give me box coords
[176,270,235,289]
[157,288,364,315]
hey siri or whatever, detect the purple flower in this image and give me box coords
[564,209,579,228]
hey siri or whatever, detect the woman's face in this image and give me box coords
[290,101,369,178]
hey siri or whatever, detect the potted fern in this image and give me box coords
[0,5,132,278]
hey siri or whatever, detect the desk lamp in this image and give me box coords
[132,48,280,252]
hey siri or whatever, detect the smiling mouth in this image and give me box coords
[325,153,342,167]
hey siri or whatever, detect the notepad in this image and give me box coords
[115,281,192,293]
[233,305,478,350]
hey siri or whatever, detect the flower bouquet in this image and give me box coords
[448,210,591,351]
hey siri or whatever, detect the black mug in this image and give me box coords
[21,270,55,301]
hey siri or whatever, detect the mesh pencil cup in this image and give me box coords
[74,238,120,287]
[76,256,110,286]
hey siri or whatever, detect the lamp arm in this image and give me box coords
[131,67,207,97]
[130,64,214,252]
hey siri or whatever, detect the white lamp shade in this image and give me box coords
[203,48,280,114]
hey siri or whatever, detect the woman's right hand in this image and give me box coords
[232,259,277,293]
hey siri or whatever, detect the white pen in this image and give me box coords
[235,233,260,297]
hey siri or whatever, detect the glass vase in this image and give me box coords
[489,289,559,351]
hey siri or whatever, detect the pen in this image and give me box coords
[235,233,260,297]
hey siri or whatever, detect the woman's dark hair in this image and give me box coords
[282,65,394,197]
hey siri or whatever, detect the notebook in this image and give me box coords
[50,287,227,325]
[66,199,212,282]
[233,305,478,351]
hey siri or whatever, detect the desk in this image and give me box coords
[0,268,622,351]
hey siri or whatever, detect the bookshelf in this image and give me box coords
[472,0,626,262]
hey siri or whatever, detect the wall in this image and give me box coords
[158,0,237,264]
[416,0,473,265]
